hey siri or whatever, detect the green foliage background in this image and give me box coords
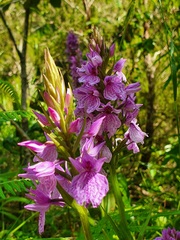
[0,0,179,239]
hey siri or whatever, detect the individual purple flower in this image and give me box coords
[48,107,60,128]
[73,84,100,113]
[124,118,148,153]
[125,82,141,95]
[69,149,108,207]
[154,227,180,240]
[126,118,148,144]
[81,137,105,158]
[120,94,142,125]
[33,111,49,126]
[86,48,103,67]
[109,43,115,57]
[113,58,127,82]
[85,116,105,138]
[18,161,59,182]
[64,88,73,115]
[25,183,64,234]
[18,140,58,162]
[77,62,100,85]
[100,144,112,163]
[27,161,56,177]
[19,159,64,235]
[68,118,81,133]
[114,58,126,73]
[43,91,55,109]
[103,75,126,101]
[18,163,38,181]
[96,103,121,138]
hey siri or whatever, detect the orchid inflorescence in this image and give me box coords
[154,227,180,240]
[18,30,147,235]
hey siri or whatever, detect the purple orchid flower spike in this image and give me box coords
[18,140,58,162]
[66,31,83,87]
[66,31,80,54]
[154,227,180,240]
[69,149,108,207]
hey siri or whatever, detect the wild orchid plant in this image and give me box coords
[18,31,148,240]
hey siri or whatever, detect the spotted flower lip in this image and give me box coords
[69,149,108,207]
[73,85,100,113]
[77,62,100,85]
[103,75,126,101]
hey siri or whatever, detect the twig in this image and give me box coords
[0,9,22,59]
[20,7,30,111]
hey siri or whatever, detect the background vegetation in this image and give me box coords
[0,0,179,239]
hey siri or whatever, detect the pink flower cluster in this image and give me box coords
[18,32,147,234]
[71,35,147,153]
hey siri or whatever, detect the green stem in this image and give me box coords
[109,157,133,240]
[73,202,93,240]
[57,183,93,240]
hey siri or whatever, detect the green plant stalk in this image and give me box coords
[57,183,93,240]
[73,202,93,240]
[109,157,133,240]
